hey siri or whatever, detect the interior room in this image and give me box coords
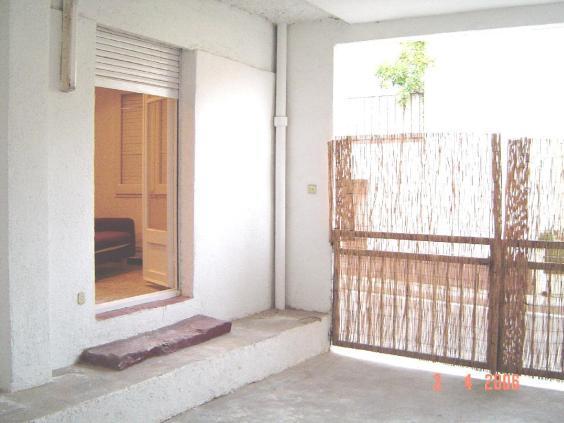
[94,85,177,306]
[1,1,563,422]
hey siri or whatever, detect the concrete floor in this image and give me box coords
[0,310,329,422]
[169,351,564,423]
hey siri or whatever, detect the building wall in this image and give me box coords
[1,0,52,391]
[41,0,276,373]
[89,0,275,72]
[191,51,275,319]
[286,3,564,313]
[10,0,564,393]
[47,9,98,374]
[0,0,11,391]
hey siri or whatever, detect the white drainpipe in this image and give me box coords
[274,23,288,310]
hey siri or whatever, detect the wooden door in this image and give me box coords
[143,96,177,287]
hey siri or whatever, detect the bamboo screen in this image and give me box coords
[329,134,564,378]
[506,138,564,378]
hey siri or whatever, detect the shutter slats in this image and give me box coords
[96,36,180,62]
[96,69,177,90]
[96,51,179,73]
[96,62,179,84]
[97,28,179,56]
[96,44,179,68]
[96,27,180,98]
[121,94,143,185]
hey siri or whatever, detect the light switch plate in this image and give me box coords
[307,184,317,194]
[77,292,86,305]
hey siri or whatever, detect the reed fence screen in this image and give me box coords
[329,133,564,378]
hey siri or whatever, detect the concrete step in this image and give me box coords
[81,315,232,370]
[0,309,329,423]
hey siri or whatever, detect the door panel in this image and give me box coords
[330,134,493,369]
[502,138,564,378]
[143,96,170,287]
[143,229,168,284]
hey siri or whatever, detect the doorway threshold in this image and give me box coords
[96,294,189,320]
[95,288,179,315]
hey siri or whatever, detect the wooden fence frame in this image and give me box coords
[329,134,564,378]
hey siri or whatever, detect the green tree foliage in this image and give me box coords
[376,41,433,108]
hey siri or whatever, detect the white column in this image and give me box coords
[0,0,52,391]
[275,24,288,310]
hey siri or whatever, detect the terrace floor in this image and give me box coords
[169,349,564,422]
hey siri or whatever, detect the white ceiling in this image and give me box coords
[219,0,333,23]
[219,0,561,24]
[306,0,562,24]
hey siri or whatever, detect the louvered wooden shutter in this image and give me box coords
[120,94,143,188]
[95,26,180,99]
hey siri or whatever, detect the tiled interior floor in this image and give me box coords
[95,262,166,304]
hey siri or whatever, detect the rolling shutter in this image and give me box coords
[95,26,180,99]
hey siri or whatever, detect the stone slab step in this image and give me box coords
[80,314,231,370]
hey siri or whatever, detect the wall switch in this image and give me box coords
[307,184,317,194]
[77,292,86,305]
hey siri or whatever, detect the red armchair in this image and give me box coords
[95,218,136,265]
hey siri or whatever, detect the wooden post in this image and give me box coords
[487,133,503,373]
[330,139,347,343]
[328,141,334,245]
[499,138,531,374]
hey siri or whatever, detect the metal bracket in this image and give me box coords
[60,0,79,92]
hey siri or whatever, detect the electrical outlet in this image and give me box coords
[307,184,317,194]
[77,292,86,305]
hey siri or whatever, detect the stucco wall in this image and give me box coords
[47,10,98,374]
[191,51,275,319]
[286,3,564,313]
[44,1,275,372]
[0,0,11,391]
[90,0,275,72]
[1,0,52,392]
[14,0,564,392]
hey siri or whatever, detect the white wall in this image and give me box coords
[0,0,52,392]
[47,10,98,373]
[0,0,11,391]
[286,2,564,313]
[90,0,275,72]
[192,51,275,319]
[42,1,276,373]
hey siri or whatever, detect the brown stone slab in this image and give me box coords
[80,315,231,370]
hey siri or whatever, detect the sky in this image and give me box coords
[334,23,564,137]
